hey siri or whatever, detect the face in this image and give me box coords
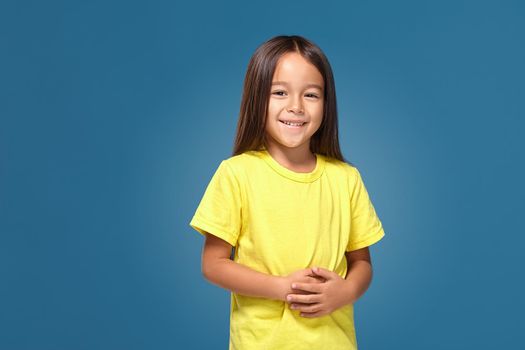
[264,51,324,154]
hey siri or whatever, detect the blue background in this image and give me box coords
[1,0,524,349]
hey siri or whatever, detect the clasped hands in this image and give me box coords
[280,267,356,318]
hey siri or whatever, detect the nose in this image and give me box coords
[286,95,304,114]
[287,104,304,114]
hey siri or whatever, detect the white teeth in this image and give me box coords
[281,121,305,126]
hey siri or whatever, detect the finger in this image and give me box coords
[287,293,321,304]
[311,267,336,280]
[290,303,322,313]
[307,276,326,283]
[291,282,323,294]
[298,275,324,284]
[300,311,326,318]
[294,289,312,295]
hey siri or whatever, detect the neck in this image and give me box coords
[263,138,316,169]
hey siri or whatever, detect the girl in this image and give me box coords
[189,35,385,349]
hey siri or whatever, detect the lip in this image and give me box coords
[279,119,307,124]
[279,120,307,129]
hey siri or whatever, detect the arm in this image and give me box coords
[343,246,373,304]
[282,247,374,318]
[201,232,286,301]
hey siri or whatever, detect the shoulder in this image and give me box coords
[223,151,261,171]
[321,155,368,195]
[217,151,260,180]
[321,154,360,180]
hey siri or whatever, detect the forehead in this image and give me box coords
[272,52,324,88]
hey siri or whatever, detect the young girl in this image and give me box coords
[189,35,385,349]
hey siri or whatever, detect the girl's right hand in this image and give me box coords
[277,268,325,302]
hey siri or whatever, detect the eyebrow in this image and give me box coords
[271,81,324,90]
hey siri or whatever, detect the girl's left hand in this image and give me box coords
[286,267,356,318]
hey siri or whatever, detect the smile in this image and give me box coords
[279,120,307,128]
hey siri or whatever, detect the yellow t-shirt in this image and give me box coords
[189,148,385,350]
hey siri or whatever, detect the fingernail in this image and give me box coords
[292,283,296,288]
[287,295,292,301]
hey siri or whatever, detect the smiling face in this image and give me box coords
[264,51,324,156]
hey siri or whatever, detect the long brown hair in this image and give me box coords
[232,35,351,165]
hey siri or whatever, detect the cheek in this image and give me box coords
[267,100,282,116]
[312,106,324,124]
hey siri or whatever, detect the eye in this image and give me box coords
[272,91,286,96]
[305,93,319,99]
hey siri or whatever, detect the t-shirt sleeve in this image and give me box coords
[188,160,242,247]
[346,167,385,252]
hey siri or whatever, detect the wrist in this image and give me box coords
[343,279,358,305]
[273,276,288,302]
[275,276,290,301]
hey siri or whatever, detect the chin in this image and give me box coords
[278,140,309,149]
